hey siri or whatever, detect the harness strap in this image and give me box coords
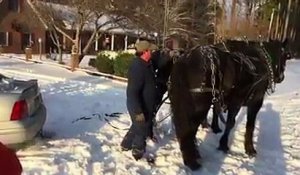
[190,87,220,93]
[221,41,230,52]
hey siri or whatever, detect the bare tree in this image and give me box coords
[174,0,217,45]
[28,1,64,63]
[30,0,131,71]
[230,0,238,35]
[49,28,64,64]
[246,0,300,54]
[114,0,165,37]
[121,0,218,47]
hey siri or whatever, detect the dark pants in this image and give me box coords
[121,113,154,151]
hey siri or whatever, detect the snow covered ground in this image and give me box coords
[0,56,300,175]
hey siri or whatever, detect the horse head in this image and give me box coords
[151,48,174,72]
[263,39,291,83]
[151,49,174,95]
[224,39,291,84]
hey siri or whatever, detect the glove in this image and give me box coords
[135,113,145,122]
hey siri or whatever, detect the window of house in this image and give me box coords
[8,0,19,12]
[0,32,11,46]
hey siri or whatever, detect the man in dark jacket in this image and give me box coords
[120,40,160,160]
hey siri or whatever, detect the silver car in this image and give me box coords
[0,74,46,145]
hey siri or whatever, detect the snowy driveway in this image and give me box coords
[0,56,299,175]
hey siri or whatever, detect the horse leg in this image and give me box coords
[174,110,208,170]
[192,110,209,159]
[245,99,263,156]
[218,106,240,153]
[211,106,222,134]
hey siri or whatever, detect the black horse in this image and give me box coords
[209,39,291,133]
[215,39,290,152]
[169,39,290,170]
[151,49,174,103]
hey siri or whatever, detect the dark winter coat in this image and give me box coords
[126,57,157,119]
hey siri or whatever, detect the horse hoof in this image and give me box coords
[246,148,257,157]
[202,123,210,129]
[184,159,202,171]
[218,145,229,153]
[212,128,222,134]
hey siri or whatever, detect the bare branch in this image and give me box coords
[53,24,74,43]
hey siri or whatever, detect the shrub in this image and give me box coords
[101,50,118,59]
[114,52,135,78]
[94,53,114,74]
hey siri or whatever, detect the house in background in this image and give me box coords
[0,0,156,55]
[34,1,154,54]
[0,0,49,54]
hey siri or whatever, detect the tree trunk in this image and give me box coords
[230,0,237,36]
[70,44,80,72]
[245,0,254,35]
[268,8,275,40]
[220,0,226,36]
[78,31,101,63]
[58,46,63,64]
[290,0,299,41]
[293,1,300,55]
[49,29,62,61]
[283,0,292,40]
[275,3,281,39]
[70,27,81,71]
